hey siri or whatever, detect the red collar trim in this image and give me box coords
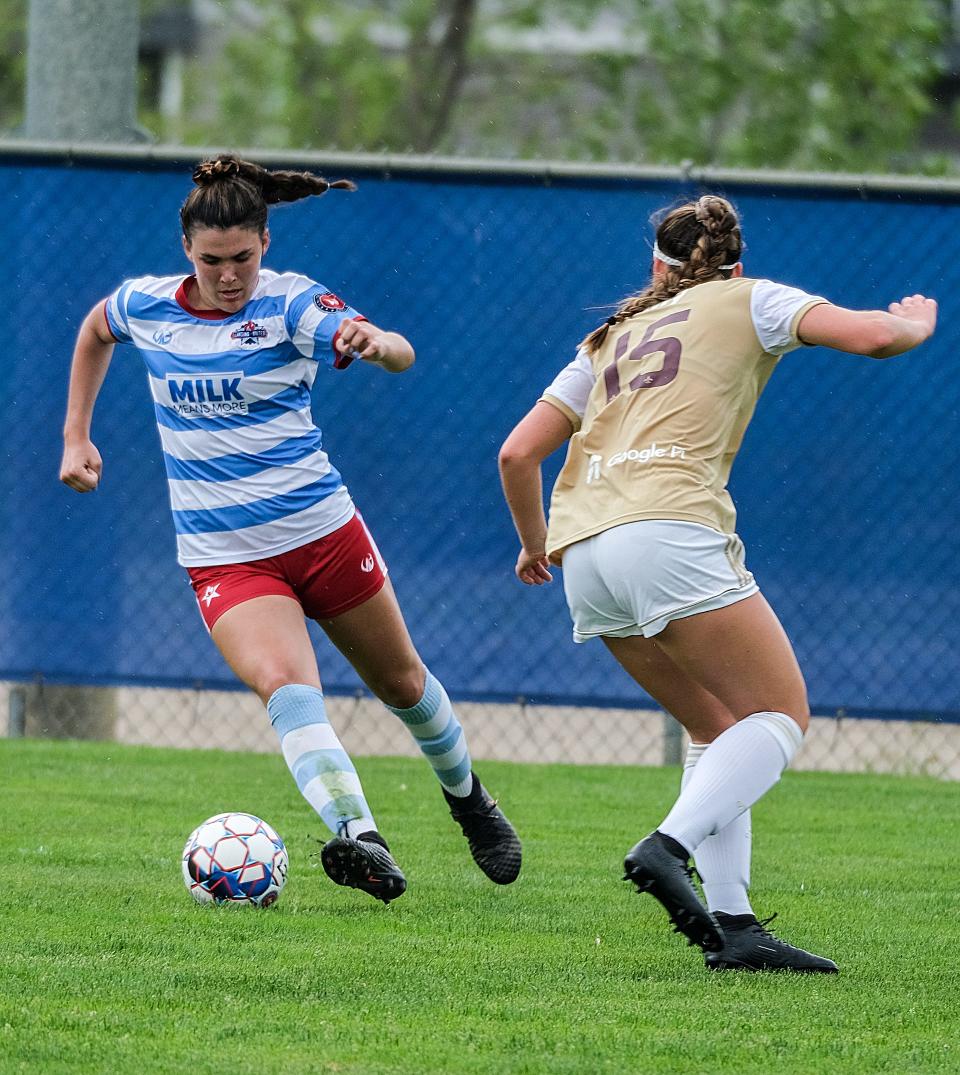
[175,276,233,320]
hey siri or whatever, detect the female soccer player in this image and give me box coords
[60,155,521,904]
[499,195,936,971]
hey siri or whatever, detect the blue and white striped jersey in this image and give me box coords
[105,269,362,567]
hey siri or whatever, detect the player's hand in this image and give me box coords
[336,318,388,362]
[889,294,937,338]
[515,548,553,586]
[60,439,103,492]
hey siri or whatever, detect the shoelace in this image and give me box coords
[312,817,363,856]
[745,912,803,951]
[750,913,779,936]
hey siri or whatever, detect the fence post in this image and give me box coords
[8,687,26,738]
[25,0,143,143]
[20,680,118,741]
[662,711,684,766]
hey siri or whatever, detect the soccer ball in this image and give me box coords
[182,812,288,907]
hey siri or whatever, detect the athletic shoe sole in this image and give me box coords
[624,836,725,953]
[706,957,838,973]
[320,838,407,905]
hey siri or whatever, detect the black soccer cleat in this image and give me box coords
[705,912,839,973]
[623,831,725,953]
[444,777,522,885]
[320,829,407,905]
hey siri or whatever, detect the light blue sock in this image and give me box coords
[387,670,473,798]
[268,683,377,839]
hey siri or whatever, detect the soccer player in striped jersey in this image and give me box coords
[499,195,936,971]
[60,155,521,903]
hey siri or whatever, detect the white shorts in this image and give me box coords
[561,520,759,642]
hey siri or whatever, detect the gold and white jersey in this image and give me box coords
[542,277,826,559]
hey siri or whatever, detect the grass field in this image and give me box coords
[2,738,958,1075]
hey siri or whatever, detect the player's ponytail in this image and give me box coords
[580,195,743,355]
[180,154,356,239]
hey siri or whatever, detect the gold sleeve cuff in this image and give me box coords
[539,393,582,433]
[790,298,830,346]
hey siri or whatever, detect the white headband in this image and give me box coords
[653,241,739,271]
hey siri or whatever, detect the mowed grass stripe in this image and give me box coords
[1,739,957,1075]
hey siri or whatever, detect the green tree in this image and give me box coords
[201,0,948,172]
[636,0,946,171]
[1,0,953,174]
[0,0,27,133]
[207,0,480,152]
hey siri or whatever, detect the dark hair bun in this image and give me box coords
[192,156,242,185]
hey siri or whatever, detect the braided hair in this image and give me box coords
[180,154,356,240]
[580,195,743,354]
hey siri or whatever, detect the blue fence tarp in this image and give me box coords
[2,151,957,719]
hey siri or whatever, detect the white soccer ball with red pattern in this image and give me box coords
[182,812,288,907]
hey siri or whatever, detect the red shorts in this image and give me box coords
[187,512,388,631]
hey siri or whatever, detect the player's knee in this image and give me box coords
[791,706,811,735]
[763,697,809,735]
[255,667,316,706]
[763,679,810,735]
[690,716,736,742]
[375,663,426,710]
[788,681,811,733]
[736,693,809,734]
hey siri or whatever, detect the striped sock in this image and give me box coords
[267,683,377,839]
[386,670,473,798]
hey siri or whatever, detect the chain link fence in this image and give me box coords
[2,145,958,777]
[8,682,960,780]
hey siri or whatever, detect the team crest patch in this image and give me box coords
[230,320,268,346]
[315,292,346,311]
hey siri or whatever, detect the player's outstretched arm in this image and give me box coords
[335,317,414,372]
[498,401,574,585]
[798,294,937,359]
[60,301,115,493]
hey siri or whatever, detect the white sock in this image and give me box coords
[660,711,803,855]
[682,743,753,917]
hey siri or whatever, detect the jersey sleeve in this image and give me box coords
[539,349,594,431]
[750,279,829,356]
[103,280,139,344]
[284,278,364,369]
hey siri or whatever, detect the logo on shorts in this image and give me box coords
[360,555,375,573]
[586,454,602,484]
[315,292,346,312]
[230,320,268,346]
[200,584,221,608]
[167,372,248,418]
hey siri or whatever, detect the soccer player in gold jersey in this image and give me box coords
[499,195,936,972]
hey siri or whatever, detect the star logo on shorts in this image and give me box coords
[360,555,375,573]
[200,584,221,607]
